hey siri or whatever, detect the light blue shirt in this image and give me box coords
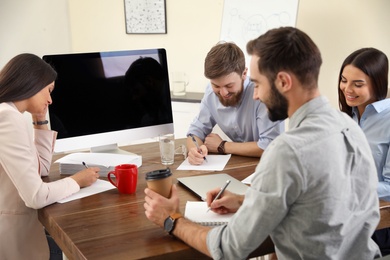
[352,98,390,201]
[207,96,380,259]
[187,79,284,150]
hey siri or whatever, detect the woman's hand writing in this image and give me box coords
[70,167,100,188]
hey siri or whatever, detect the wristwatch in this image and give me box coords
[217,140,227,154]
[32,120,49,125]
[164,213,183,235]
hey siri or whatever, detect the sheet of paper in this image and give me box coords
[241,172,255,184]
[176,154,231,171]
[184,201,234,225]
[55,152,142,168]
[57,179,115,203]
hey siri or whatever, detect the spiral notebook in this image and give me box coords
[184,201,234,226]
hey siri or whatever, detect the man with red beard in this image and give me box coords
[186,42,284,165]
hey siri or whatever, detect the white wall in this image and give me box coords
[1,0,390,109]
[67,0,222,94]
[0,0,72,128]
[297,0,390,106]
[67,0,390,108]
[0,0,71,66]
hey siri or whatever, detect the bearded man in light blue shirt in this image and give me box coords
[186,42,284,165]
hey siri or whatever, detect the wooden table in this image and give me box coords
[39,139,265,259]
[39,139,390,259]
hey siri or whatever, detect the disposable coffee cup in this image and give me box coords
[145,168,173,198]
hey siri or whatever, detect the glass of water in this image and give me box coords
[159,133,175,165]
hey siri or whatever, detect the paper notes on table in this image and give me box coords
[184,201,234,226]
[177,154,232,171]
[57,179,115,203]
[55,152,142,176]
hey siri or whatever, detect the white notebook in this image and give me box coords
[184,201,234,226]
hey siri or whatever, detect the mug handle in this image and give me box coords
[107,171,117,188]
[184,73,189,86]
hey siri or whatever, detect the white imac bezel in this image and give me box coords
[50,122,174,154]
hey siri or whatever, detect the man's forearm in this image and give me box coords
[225,141,263,157]
[172,218,212,257]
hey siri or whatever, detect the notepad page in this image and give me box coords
[184,201,234,226]
[177,154,231,171]
[57,179,115,203]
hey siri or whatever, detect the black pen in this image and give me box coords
[207,180,231,212]
[82,161,89,169]
[189,134,208,162]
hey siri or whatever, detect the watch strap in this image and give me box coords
[32,120,49,125]
[217,140,227,155]
[170,212,183,220]
[168,213,183,235]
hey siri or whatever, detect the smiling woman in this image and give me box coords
[338,47,390,255]
[338,48,388,118]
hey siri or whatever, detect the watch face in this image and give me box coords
[164,217,174,233]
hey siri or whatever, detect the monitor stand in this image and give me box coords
[90,143,137,156]
[90,143,143,168]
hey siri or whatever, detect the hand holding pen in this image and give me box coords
[207,180,231,212]
[68,162,100,188]
[189,134,208,162]
[82,161,89,168]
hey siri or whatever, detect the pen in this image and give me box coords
[82,161,89,169]
[207,180,231,212]
[189,134,208,162]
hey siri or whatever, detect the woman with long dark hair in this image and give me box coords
[0,53,100,259]
[338,47,390,255]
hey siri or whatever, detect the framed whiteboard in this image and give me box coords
[220,0,299,67]
[124,0,167,34]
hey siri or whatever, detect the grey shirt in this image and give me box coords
[207,96,380,259]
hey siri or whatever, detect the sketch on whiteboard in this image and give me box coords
[124,0,167,34]
[223,10,295,44]
[220,0,299,68]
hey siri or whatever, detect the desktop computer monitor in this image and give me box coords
[43,48,174,154]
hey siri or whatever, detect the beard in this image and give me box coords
[266,81,289,121]
[216,83,244,107]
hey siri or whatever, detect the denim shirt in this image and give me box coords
[352,98,390,201]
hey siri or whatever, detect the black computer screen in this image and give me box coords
[43,49,174,152]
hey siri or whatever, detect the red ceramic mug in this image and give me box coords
[107,164,138,194]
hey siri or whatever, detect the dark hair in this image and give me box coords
[246,27,322,88]
[204,42,246,79]
[0,53,57,103]
[338,48,388,117]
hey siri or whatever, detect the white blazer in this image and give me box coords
[0,102,79,259]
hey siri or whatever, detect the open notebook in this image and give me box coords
[184,201,234,226]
